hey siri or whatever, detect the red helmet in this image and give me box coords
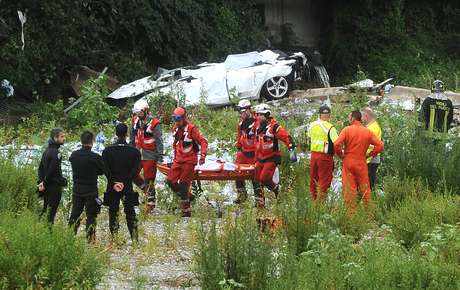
[172,107,186,120]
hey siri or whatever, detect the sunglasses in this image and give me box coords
[172,115,183,122]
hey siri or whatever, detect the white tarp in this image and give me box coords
[194,157,239,171]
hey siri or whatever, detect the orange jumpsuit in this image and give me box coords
[334,120,384,215]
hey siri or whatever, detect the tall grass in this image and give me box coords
[387,193,460,248]
[0,211,107,289]
[0,155,107,289]
[0,155,39,213]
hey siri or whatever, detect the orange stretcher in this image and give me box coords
[157,162,255,181]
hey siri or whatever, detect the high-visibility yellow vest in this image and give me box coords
[366,120,382,163]
[308,120,338,154]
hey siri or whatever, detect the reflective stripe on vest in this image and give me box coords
[239,120,256,150]
[174,123,196,154]
[134,116,159,150]
[257,121,279,154]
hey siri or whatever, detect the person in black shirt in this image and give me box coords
[68,131,104,242]
[38,128,67,224]
[102,123,141,242]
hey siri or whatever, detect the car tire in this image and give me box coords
[261,76,291,101]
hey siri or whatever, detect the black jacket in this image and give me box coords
[69,146,104,196]
[420,96,453,133]
[102,139,141,194]
[38,139,65,187]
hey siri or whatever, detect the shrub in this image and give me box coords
[0,211,106,289]
[346,237,460,290]
[274,232,460,290]
[195,206,280,290]
[387,194,460,248]
[0,155,39,214]
[194,220,225,289]
[418,224,460,265]
[381,175,432,212]
[66,76,117,130]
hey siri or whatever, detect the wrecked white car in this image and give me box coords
[107,50,308,106]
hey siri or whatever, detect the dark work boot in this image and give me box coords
[181,199,191,217]
[234,179,248,204]
[254,186,265,209]
[144,182,156,215]
[273,184,280,199]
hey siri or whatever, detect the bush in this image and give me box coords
[327,0,460,88]
[374,104,460,194]
[0,0,265,98]
[194,220,225,289]
[66,76,117,130]
[346,237,460,290]
[381,175,432,212]
[195,207,277,290]
[0,211,106,289]
[274,230,460,290]
[0,156,39,214]
[387,194,460,248]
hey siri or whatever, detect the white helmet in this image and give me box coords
[133,99,149,114]
[237,99,251,110]
[254,103,271,116]
[432,80,444,93]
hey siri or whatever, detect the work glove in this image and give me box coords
[199,155,206,165]
[289,148,298,163]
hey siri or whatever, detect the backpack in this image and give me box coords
[326,127,335,155]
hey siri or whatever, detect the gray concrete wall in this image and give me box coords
[258,0,320,47]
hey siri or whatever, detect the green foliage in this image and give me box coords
[145,92,178,125]
[0,211,106,289]
[363,104,460,194]
[327,0,460,89]
[195,207,277,290]
[195,221,225,289]
[387,193,460,248]
[66,76,117,130]
[418,224,460,265]
[380,175,431,211]
[195,202,460,290]
[0,155,39,213]
[0,0,264,98]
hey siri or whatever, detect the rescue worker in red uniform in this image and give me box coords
[334,111,384,216]
[234,99,262,205]
[254,103,296,207]
[131,99,164,214]
[166,107,208,217]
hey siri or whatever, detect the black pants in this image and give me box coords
[235,180,262,204]
[107,192,138,242]
[68,194,99,241]
[40,185,62,224]
[368,163,380,190]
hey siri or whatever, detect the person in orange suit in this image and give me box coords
[334,111,384,216]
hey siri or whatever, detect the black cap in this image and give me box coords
[319,105,331,114]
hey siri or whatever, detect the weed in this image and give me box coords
[0,211,106,289]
